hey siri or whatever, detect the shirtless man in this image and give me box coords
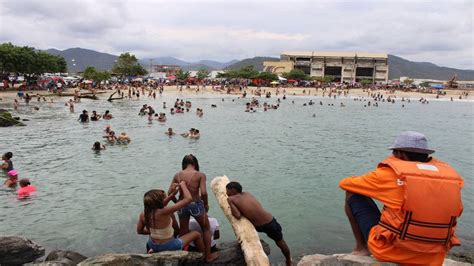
[168,154,219,262]
[226,181,292,266]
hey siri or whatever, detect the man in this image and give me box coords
[78,110,89,123]
[340,131,464,265]
[226,181,292,266]
[188,216,220,253]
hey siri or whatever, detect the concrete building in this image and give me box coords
[264,51,389,83]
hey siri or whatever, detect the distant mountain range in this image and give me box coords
[44,48,473,80]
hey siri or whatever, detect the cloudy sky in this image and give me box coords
[0,0,472,69]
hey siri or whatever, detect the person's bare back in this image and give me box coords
[228,192,273,226]
[173,170,205,202]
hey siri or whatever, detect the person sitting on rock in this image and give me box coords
[226,181,292,266]
[136,182,205,255]
[187,216,219,253]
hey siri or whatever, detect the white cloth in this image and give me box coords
[189,217,219,247]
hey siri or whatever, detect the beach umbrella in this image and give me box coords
[270,81,279,84]
[278,76,287,81]
[288,79,297,83]
[167,75,176,81]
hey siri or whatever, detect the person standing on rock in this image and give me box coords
[226,181,292,266]
[168,154,219,262]
[339,131,464,265]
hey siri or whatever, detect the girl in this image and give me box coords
[1,152,13,172]
[137,182,205,255]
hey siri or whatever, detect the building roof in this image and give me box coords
[281,51,387,59]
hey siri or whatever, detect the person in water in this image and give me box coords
[1,152,13,172]
[17,178,36,199]
[226,181,292,266]
[165,128,176,136]
[103,110,113,120]
[78,110,89,123]
[92,142,106,151]
[117,132,131,143]
[4,169,18,188]
[91,111,101,121]
[339,131,464,265]
[137,182,205,255]
[168,155,219,262]
[104,131,117,142]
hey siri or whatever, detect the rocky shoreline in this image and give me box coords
[1,236,472,265]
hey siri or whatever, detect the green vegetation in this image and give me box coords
[196,68,210,79]
[419,81,430,88]
[175,69,191,82]
[112,52,147,77]
[360,78,373,86]
[0,42,67,84]
[402,78,414,86]
[282,69,310,81]
[83,66,111,82]
[217,66,277,80]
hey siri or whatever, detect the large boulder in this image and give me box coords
[34,250,88,265]
[206,240,270,265]
[297,254,471,266]
[0,110,26,127]
[0,236,45,265]
[78,251,203,266]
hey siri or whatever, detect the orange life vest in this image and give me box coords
[376,156,464,253]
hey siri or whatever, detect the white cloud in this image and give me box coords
[0,0,472,68]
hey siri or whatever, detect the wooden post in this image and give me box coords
[211,176,270,266]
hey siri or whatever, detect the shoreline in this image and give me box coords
[0,86,472,103]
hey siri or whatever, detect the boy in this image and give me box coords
[226,181,292,266]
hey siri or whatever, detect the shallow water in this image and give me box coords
[1,93,473,263]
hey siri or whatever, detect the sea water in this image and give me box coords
[1,93,473,263]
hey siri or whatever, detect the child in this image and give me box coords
[136,182,205,255]
[226,181,292,266]
[4,169,18,187]
[17,178,36,199]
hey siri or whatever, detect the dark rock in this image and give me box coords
[44,250,87,265]
[13,116,20,120]
[0,111,26,127]
[78,251,203,266]
[0,236,45,265]
[22,118,30,121]
[206,240,270,265]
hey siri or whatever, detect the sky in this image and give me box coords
[0,0,473,69]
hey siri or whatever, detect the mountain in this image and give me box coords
[43,47,473,80]
[387,55,473,80]
[225,57,279,71]
[44,48,118,72]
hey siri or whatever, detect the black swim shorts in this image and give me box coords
[255,217,283,242]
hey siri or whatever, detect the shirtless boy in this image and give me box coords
[226,181,292,266]
[168,154,219,262]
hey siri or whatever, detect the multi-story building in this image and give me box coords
[263,51,389,83]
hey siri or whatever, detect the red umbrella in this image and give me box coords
[167,75,176,81]
[288,79,297,83]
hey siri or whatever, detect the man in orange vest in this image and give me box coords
[340,131,464,265]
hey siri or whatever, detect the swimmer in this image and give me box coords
[148,113,154,123]
[92,141,106,151]
[91,111,101,121]
[165,128,176,136]
[5,169,18,188]
[158,113,167,122]
[103,110,113,120]
[104,131,117,142]
[17,178,36,199]
[117,132,131,144]
[1,152,14,172]
[190,129,200,139]
[170,108,175,115]
[78,110,89,123]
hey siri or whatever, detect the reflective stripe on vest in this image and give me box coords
[377,156,464,252]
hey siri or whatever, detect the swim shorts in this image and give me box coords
[146,238,183,253]
[347,194,381,242]
[255,217,283,242]
[178,200,205,219]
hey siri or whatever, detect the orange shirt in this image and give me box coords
[339,166,446,265]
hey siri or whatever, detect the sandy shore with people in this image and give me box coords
[0,86,471,102]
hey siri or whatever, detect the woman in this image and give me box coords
[1,152,13,172]
[137,181,205,254]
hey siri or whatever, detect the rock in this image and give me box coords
[449,252,474,264]
[0,236,45,265]
[206,240,270,266]
[42,250,87,265]
[0,111,26,127]
[297,254,471,266]
[78,251,203,266]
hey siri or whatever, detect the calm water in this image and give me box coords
[1,93,473,263]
